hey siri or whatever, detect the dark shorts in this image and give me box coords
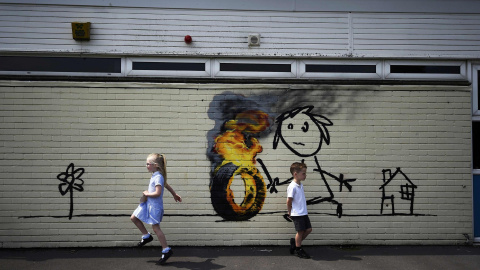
[291,215,312,232]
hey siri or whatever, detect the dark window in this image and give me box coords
[306,64,376,73]
[220,63,291,72]
[474,122,480,169]
[390,65,460,74]
[0,56,121,73]
[132,62,205,71]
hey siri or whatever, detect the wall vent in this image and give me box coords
[248,34,261,46]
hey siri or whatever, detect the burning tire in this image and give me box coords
[210,162,266,221]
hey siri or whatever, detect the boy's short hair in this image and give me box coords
[290,162,307,175]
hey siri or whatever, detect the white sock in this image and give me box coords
[162,247,171,253]
[142,233,151,239]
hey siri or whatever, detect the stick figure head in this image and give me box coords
[273,106,332,157]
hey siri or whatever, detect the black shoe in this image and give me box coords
[301,248,311,259]
[290,238,295,254]
[137,234,153,247]
[295,248,311,259]
[158,249,173,265]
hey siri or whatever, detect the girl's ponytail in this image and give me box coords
[158,154,167,184]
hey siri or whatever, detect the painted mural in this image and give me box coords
[57,163,85,220]
[271,106,356,218]
[380,168,418,215]
[207,93,276,221]
[18,90,433,222]
[207,92,430,222]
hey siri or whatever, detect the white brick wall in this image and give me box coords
[0,81,472,248]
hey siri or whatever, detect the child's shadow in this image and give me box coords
[311,246,363,262]
[149,258,225,269]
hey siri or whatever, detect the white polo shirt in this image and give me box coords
[287,180,308,216]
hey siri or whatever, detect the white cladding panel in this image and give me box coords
[0,3,479,59]
[3,0,480,13]
[352,13,480,58]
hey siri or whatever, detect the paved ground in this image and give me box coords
[1,245,480,270]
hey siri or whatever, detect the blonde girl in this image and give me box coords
[130,153,182,265]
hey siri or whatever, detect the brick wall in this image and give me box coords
[0,81,472,248]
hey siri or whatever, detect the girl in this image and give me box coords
[130,153,182,265]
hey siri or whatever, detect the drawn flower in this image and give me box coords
[57,163,85,219]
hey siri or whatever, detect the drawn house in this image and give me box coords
[379,168,418,215]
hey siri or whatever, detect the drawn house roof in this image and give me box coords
[379,167,417,190]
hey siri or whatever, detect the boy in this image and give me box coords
[286,162,312,259]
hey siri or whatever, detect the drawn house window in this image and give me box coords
[400,184,415,200]
[380,168,418,215]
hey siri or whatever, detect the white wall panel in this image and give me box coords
[0,4,350,57]
[352,13,480,58]
[2,0,480,13]
[0,3,480,59]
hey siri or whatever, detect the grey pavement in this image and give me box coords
[1,245,480,270]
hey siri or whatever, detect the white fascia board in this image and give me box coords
[2,0,480,13]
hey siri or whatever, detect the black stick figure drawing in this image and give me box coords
[260,106,356,218]
[57,163,85,220]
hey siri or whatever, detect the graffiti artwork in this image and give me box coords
[269,106,356,218]
[57,163,85,220]
[380,167,418,215]
[207,94,360,221]
[207,93,276,221]
[20,92,433,223]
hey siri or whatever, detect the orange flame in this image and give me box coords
[214,110,270,169]
[213,110,270,216]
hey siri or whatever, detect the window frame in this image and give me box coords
[472,64,480,243]
[299,60,382,79]
[472,64,480,176]
[0,55,471,82]
[0,55,125,77]
[473,65,480,117]
[385,60,467,80]
[126,57,211,77]
[213,58,297,78]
